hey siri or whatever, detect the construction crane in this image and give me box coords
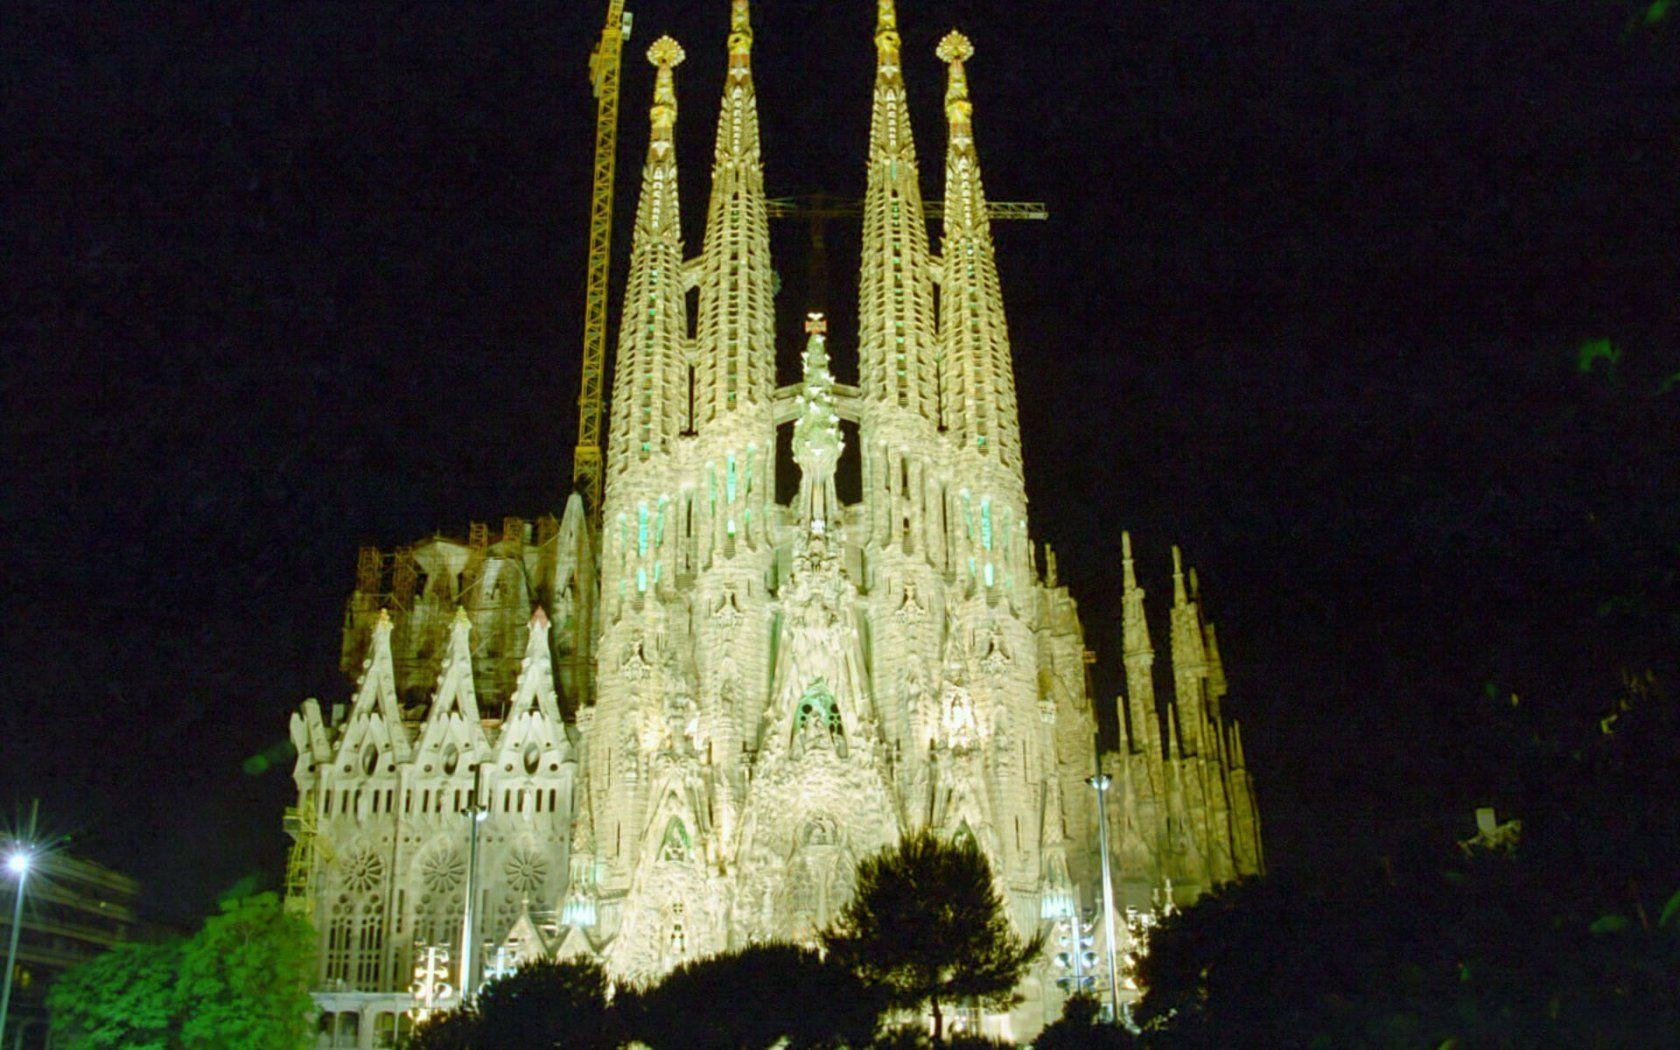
[764,195,1049,222]
[572,0,633,532]
[765,194,1047,311]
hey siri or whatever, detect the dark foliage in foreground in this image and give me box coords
[1031,993,1137,1049]
[620,942,883,1049]
[407,958,613,1050]
[1136,671,1680,1048]
[824,831,1043,1044]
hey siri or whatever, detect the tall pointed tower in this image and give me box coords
[285,3,1263,1042]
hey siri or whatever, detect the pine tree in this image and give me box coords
[822,831,1042,1044]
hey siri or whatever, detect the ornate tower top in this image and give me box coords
[729,0,753,72]
[647,36,685,144]
[937,31,974,145]
[875,0,901,65]
[793,313,844,532]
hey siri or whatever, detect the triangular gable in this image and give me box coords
[554,919,603,962]
[336,611,411,764]
[639,779,706,869]
[417,607,489,755]
[501,609,565,726]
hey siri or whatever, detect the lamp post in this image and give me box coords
[459,763,487,1003]
[1087,772,1122,1025]
[0,847,32,1048]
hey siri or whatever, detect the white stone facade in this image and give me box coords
[286,2,1262,1044]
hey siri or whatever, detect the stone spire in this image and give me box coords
[1169,545,1210,757]
[695,0,774,430]
[937,31,1021,477]
[1120,532,1160,756]
[606,37,690,483]
[859,0,937,420]
[793,314,843,532]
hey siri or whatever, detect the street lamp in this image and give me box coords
[0,847,33,1048]
[1087,772,1122,1025]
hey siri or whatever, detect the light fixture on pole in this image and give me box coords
[1087,771,1122,1025]
[0,847,34,1048]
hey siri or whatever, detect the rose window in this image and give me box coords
[505,848,548,895]
[341,851,385,895]
[421,849,466,896]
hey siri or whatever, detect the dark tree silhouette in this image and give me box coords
[406,1008,478,1050]
[1031,993,1136,1050]
[822,831,1043,1044]
[1136,671,1680,1047]
[623,942,882,1049]
[407,957,613,1050]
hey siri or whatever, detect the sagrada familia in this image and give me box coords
[286,1,1263,1042]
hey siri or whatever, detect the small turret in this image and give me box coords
[792,313,844,532]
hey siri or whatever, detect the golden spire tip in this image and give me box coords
[936,30,973,65]
[647,35,686,69]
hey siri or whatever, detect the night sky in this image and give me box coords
[5,1,1676,925]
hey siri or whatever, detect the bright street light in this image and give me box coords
[1,841,35,1047]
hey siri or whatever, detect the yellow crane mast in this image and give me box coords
[573,0,632,531]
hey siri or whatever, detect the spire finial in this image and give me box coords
[1122,531,1139,590]
[1172,545,1188,605]
[647,36,685,142]
[938,31,974,142]
[728,0,753,72]
[875,0,901,64]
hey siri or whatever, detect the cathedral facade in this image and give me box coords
[286,1,1261,1043]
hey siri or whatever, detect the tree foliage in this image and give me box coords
[176,892,315,1050]
[48,892,314,1050]
[622,942,883,1050]
[1031,993,1136,1050]
[822,830,1042,1044]
[408,957,614,1050]
[1136,671,1680,1047]
[47,940,182,1050]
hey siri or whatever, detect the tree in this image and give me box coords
[48,940,182,1050]
[175,892,315,1050]
[407,1007,480,1050]
[624,942,883,1050]
[473,958,613,1049]
[1031,993,1136,1050]
[49,892,315,1050]
[1135,671,1680,1047]
[822,831,1043,1044]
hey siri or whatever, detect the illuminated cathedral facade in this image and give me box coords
[286,2,1262,1043]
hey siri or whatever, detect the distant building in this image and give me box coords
[0,855,140,1050]
[284,1,1264,1045]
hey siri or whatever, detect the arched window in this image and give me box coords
[659,816,691,862]
[794,678,843,746]
[325,851,387,988]
[953,821,977,851]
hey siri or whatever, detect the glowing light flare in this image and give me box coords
[3,852,28,878]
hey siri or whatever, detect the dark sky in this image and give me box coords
[4,1,1676,925]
